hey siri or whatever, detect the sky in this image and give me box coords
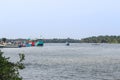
[0,0,120,39]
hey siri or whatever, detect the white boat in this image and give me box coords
[0,43,19,48]
[0,44,5,48]
[4,44,19,48]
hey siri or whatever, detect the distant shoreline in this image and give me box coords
[1,35,120,43]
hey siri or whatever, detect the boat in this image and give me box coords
[4,44,19,48]
[0,42,20,48]
[35,40,44,46]
[0,44,5,48]
[66,42,70,46]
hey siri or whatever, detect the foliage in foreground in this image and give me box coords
[0,50,25,80]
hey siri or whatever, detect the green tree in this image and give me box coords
[2,38,7,43]
[80,35,120,43]
[0,50,25,80]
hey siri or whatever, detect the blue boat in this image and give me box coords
[35,40,44,46]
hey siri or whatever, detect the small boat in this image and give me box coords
[66,42,70,46]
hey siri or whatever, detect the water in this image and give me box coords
[1,43,120,80]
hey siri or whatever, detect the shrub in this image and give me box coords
[0,50,25,80]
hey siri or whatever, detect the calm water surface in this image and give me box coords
[1,43,120,80]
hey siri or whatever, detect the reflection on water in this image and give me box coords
[2,43,120,80]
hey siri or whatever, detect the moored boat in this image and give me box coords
[66,42,70,46]
[0,44,5,48]
[35,40,44,46]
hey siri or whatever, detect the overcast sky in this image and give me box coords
[0,0,120,39]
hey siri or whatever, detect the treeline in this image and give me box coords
[0,38,80,43]
[43,38,80,43]
[2,35,120,43]
[81,35,120,43]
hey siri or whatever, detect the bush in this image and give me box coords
[0,50,25,80]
